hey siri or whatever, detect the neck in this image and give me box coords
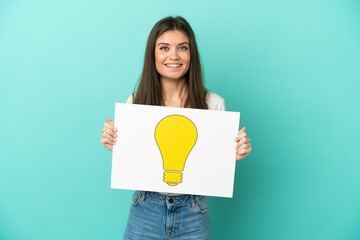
[161,77,188,107]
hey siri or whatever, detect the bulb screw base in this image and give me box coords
[163,171,182,186]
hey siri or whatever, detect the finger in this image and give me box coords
[101,137,115,145]
[109,133,117,143]
[235,142,248,151]
[237,147,250,154]
[235,128,245,141]
[103,127,117,138]
[236,151,250,161]
[237,148,251,155]
[101,137,111,145]
[235,127,246,141]
[106,118,117,131]
[102,132,115,142]
[107,118,114,126]
[235,134,247,146]
[237,143,250,150]
[237,138,251,148]
[104,122,117,132]
[235,132,247,142]
[238,126,246,135]
[236,137,247,148]
[238,146,252,154]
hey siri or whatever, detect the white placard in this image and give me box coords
[111,103,240,198]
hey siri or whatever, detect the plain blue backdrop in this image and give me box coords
[0,0,359,239]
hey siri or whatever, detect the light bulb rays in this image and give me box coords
[154,115,198,186]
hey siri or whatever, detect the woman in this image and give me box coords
[100,16,252,239]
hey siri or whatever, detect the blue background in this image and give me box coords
[1,0,359,239]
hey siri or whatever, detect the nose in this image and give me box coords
[169,48,179,60]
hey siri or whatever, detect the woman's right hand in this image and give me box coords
[100,118,117,151]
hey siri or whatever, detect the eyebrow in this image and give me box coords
[156,42,189,46]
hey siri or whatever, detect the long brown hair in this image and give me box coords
[133,16,208,109]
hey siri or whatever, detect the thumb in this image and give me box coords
[238,126,246,134]
[106,118,114,125]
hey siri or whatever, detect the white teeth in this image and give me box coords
[165,64,181,68]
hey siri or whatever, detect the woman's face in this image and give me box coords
[155,30,190,82]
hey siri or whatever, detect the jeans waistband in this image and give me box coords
[135,191,205,207]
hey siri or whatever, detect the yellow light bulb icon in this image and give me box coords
[155,115,197,186]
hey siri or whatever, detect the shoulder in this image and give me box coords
[125,94,134,104]
[206,92,226,111]
[126,92,225,110]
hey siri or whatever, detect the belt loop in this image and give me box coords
[190,195,195,208]
[140,191,146,202]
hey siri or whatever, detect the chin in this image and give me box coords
[166,75,187,81]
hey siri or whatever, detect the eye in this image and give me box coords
[179,46,188,51]
[160,46,168,50]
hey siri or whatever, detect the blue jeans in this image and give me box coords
[123,191,211,240]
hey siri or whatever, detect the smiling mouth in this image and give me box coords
[165,64,182,68]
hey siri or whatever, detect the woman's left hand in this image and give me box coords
[235,127,252,161]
